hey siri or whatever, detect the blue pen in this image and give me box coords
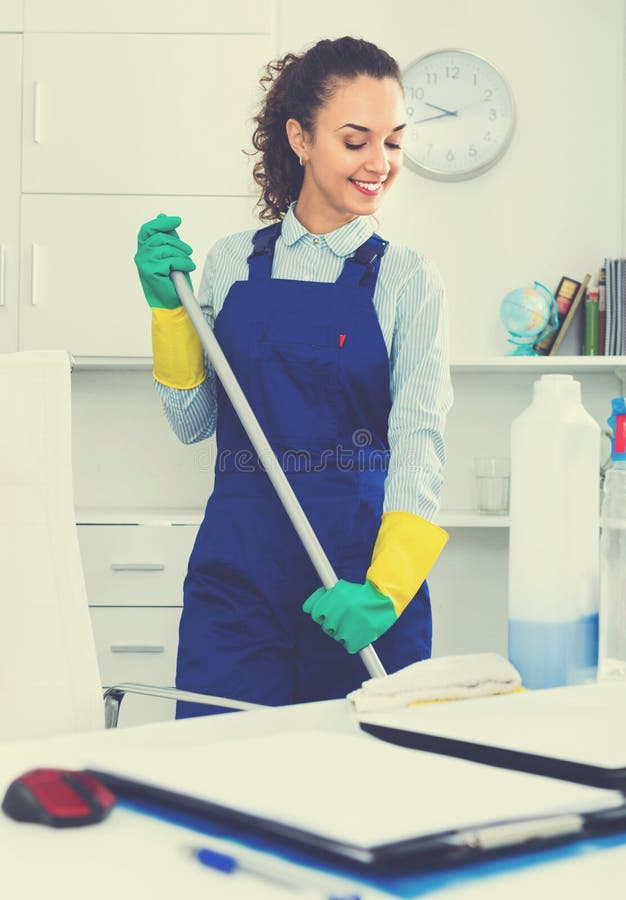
[192,845,362,899]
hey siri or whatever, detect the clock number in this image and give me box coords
[408,86,424,100]
[446,66,460,79]
[446,150,455,161]
[426,143,433,155]
[484,131,492,142]
[483,89,493,101]
[407,106,414,118]
[488,108,498,120]
[468,144,477,158]
[426,72,438,84]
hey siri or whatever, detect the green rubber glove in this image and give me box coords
[134,213,196,309]
[302,579,397,654]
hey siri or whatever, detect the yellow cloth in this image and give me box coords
[366,510,448,616]
[151,306,205,389]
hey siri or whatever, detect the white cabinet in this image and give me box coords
[19,194,259,355]
[23,0,271,33]
[0,34,21,351]
[78,519,199,727]
[0,0,21,31]
[21,33,273,195]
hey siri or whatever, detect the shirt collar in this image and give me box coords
[280,200,374,258]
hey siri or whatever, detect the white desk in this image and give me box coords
[2,699,625,900]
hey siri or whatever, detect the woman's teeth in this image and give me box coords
[350,179,383,194]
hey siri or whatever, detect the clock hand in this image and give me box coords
[413,111,455,124]
[424,101,458,117]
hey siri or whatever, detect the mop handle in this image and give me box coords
[170,271,386,680]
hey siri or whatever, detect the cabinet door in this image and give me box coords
[0,34,20,351]
[90,606,182,726]
[0,0,22,31]
[78,524,198,607]
[19,194,259,355]
[22,33,273,195]
[23,0,271,33]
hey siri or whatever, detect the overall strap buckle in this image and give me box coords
[247,222,282,261]
[344,233,390,287]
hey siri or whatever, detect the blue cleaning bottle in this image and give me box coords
[508,375,600,689]
[598,397,626,681]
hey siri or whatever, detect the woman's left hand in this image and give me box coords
[302,580,397,653]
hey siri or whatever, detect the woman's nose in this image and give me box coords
[366,143,392,176]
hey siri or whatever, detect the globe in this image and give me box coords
[500,282,557,355]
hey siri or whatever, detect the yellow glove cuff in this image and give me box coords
[366,510,449,617]
[151,306,206,389]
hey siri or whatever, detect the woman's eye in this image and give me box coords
[345,142,402,150]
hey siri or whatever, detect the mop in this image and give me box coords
[170,272,522,707]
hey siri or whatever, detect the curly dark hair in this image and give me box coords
[247,36,402,223]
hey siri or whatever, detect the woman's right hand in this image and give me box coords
[134,213,196,309]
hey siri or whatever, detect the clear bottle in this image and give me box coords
[598,397,626,680]
[508,374,600,689]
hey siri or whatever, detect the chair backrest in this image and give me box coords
[0,350,104,741]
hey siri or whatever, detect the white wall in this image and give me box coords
[59,1,626,654]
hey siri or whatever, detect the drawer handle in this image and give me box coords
[33,81,41,143]
[110,563,166,572]
[110,644,165,654]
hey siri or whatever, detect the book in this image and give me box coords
[533,276,581,355]
[598,266,606,356]
[358,681,626,790]
[583,285,600,355]
[548,273,591,356]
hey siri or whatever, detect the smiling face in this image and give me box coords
[286,75,406,234]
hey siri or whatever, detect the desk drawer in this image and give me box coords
[89,606,182,687]
[78,524,198,606]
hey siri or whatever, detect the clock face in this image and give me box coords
[401,49,516,181]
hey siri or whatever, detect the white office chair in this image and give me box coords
[0,350,260,743]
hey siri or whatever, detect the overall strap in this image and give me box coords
[335,232,390,291]
[246,221,282,280]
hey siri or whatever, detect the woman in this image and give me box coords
[134,36,453,716]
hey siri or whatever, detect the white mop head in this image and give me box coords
[347,652,522,713]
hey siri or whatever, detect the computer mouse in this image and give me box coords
[2,768,116,828]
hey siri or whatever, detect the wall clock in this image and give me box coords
[401,49,516,181]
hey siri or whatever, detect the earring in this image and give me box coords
[299,156,304,167]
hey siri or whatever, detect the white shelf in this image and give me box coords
[451,356,626,375]
[71,356,152,371]
[75,507,510,529]
[70,354,626,376]
[438,509,509,528]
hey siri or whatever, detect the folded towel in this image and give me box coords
[347,652,522,713]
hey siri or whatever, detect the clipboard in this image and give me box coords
[357,682,626,791]
[86,730,626,867]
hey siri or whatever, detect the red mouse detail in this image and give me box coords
[2,768,116,828]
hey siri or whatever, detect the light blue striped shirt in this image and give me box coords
[155,201,453,520]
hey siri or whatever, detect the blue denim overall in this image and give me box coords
[175,222,432,717]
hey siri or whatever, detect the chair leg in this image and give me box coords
[103,688,124,728]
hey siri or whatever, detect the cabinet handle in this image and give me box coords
[110,644,165,654]
[31,244,39,306]
[0,244,5,307]
[110,562,166,572]
[33,81,41,143]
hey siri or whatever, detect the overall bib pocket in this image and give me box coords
[248,324,339,451]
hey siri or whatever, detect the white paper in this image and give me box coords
[359,681,626,770]
[87,730,623,851]
[0,350,104,740]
